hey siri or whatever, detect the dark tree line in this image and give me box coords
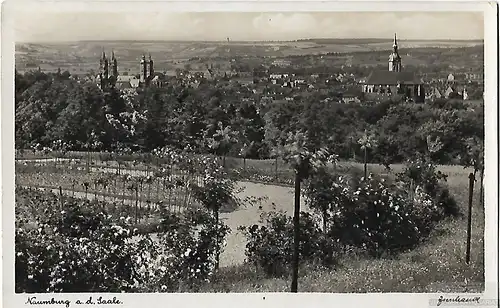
[15,70,483,165]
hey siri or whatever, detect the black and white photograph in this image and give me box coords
[1,1,498,305]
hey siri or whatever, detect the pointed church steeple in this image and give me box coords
[99,48,109,81]
[110,50,118,78]
[148,53,154,79]
[140,54,147,83]
[389,33,402,72]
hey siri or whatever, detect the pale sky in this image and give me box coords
[13,11,484,42]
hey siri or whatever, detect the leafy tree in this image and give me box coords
[358,129,378,178]
[462,136,485,207]
[204,122,238,167]
[281,131,333,293]
[303,167,336,232]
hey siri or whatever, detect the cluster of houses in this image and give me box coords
[88,35,482,105]
[424,72,483,100]
[271,59,292,67]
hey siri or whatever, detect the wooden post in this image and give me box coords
[59,186,63,210]
[466,172,475,264]
[291,170,301,293]
[363,147,367,179]
[148,182,151,203]
[275,157,278,181]
[139,183,143,221]
[352,137,355,160]
[135,188,139,225]
[214,205,220,270]
[479,166,484,208]
[410,179,414,201]
[156,178,160,203]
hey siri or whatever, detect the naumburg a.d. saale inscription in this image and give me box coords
[26,296,123,307]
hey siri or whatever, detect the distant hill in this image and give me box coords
[297,38,483,44]
[15,39,484,76]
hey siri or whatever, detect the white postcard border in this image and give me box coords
[1,1,498,308]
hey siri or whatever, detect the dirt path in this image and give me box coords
[25,179,306,267]
[19,158,308,266]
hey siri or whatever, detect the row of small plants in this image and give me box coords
[17,158,297,188]
[17,185,169,234]
[17,143,301,188]
[17,154,351,192]
[15,187,228,292]
[239,157,460,277]
[16,166,257,216]
[16,161,205,214]
[16,171,199,213]
[15,154,247,293]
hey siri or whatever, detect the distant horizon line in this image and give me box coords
[17,38,485,44]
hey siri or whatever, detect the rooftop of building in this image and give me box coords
[365,70,422,85]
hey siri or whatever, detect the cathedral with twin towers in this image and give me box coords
[96,50,160,90]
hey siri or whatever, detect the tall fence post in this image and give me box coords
[466,172,475,264]
[479,166,484,209]
[59,186,64,210]
[135,188,139,225]
[291,171,301,293]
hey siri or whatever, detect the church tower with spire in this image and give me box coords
[96,49,159,90]
[140,54,147,84]
[139,53,155,87]
[388,33,402,72]
[96,49,119,90]
[99,50,109,79]
[98,50,109,89]
[147,54,154,79]
[110,51,118,78]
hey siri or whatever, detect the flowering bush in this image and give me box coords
[15,185,231,293]
[240,211,340,277]
[15,188,137,292]
[133,208,230,292]
[396,156,459,217]
[303,167,352,231]
[327,174,442,257]
[227,166,294,186]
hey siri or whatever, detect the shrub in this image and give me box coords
[396,156,460,217]
[326,174,441,257]
[303,168,351,232]
[227,166,294,186]
[15,187,230,293]
[15,189,138,293]
[240,211,340,277]
[134,207,230,292]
